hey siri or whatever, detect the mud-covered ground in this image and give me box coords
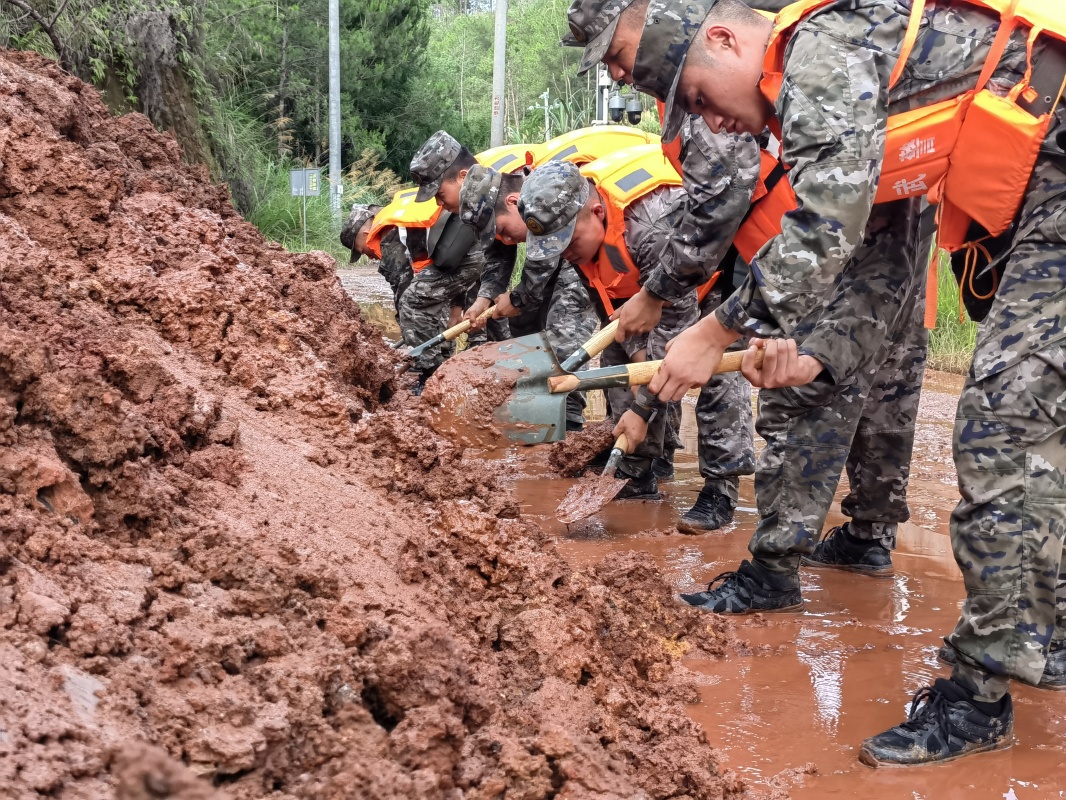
[0,51,745,799]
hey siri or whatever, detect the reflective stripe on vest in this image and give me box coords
[576,145,679,315]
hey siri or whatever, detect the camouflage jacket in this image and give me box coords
[643,118,761,303]
[714,0,1054,383]
[478,238,517,300]
[378,228,410,279]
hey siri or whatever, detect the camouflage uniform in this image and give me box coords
[377,228,414,310]
[403,131,488,371]
[946,130,1066,701]
[398,243,483,371]
[566,0,759,489]
[659,116,760,501]
[341,204,414,312]
[459,165,597,425]
[666,0,1066,696]
[519,160,701,478]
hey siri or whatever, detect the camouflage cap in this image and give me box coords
[459,164,504,247]
[518,160,590,261]
[410,130,463,203]
[634,0,718,142]
[339,203,378,263]
[566,0,638,76]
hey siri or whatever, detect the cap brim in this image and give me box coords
[350,245,360,264]
[414,181,440,203]
[661,57,689,143]
[576,15,621,76]
[525,216,577,261]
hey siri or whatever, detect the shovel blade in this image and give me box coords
[490,334,569,445]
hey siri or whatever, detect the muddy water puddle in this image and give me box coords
[512,380,1066,800]
[342,277,1066,798]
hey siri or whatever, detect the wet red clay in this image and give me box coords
[513,377,1066,800]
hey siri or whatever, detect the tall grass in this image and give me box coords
[243,150,403,263]
[928,249,978,374]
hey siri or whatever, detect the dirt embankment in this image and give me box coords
[0,50,742,799]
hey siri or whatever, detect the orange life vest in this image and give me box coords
[655,100,798,265]
[577,144,719,315]
[366,188,441,271]
[760,0,1066,324]
[760,0,1066,230]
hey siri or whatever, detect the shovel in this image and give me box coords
[490,347,759,445]
[555,434,630,524]
[405,305,497,360]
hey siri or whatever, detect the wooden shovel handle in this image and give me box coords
[548,348,761,393]
[580,320,620,360]
[441,304,497,342]
[622,350,757,386]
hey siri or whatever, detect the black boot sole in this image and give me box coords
[800,556,894,578]
[858,735,1013,769]
[679,596,805,615]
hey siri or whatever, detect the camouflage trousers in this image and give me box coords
[947,159,1066,703]
[603,290,699,478]
[688,289,755,503]
[398,260,482,371]
[749,197,929,578]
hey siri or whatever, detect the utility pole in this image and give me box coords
[540,90,550,142]
[328,0,342,219]
[490,0,507,147]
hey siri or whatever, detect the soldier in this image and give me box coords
[459,165,598,431]
[339,202,423,314]
[641,0,1066,766]
[403,131,509,386]
[567,0,758,528]
[518,158,702,499]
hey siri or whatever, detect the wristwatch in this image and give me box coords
[508,290,527,309]
[629,399,658,424]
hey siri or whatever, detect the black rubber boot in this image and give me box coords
[614,470,660,500]
[677,486,735,534]
[859,678,1013,767]
[679,559,803,614]
[939,642,1066,691]
[801,523,893,577]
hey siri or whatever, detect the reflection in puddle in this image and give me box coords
[511,378,1066,800]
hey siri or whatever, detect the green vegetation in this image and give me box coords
[928,249,978,374]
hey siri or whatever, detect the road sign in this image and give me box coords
[290,168,321,197]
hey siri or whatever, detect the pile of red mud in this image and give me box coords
[0,51,742,799]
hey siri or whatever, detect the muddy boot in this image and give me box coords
[677,486,735,534]
[939,642,1066,690]
[679,559,803,614]
[859,678,1013,767]
[614,469,660,500]
[801,523,893,577]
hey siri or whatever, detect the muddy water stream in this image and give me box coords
[348,281,1066,799]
